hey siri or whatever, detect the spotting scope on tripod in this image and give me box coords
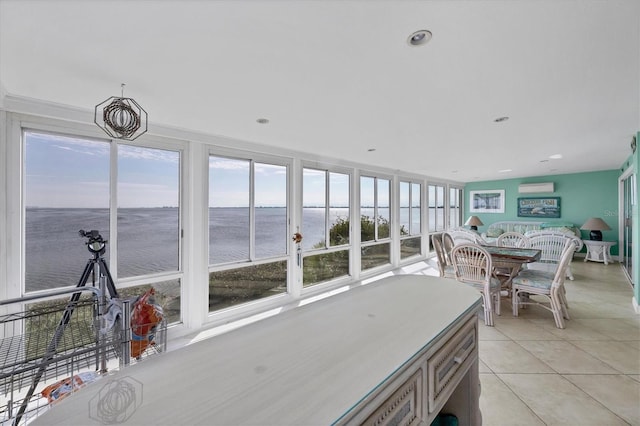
[76,229,118,298]
[13,230,120,425]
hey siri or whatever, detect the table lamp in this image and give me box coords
[580,217,611,241]
[464,215,483,231]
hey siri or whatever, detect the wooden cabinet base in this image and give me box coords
[33,275,482,426]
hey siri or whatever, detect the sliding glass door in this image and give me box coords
[622,172,635,286]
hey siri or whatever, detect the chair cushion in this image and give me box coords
[513,225,527,234]
[486,228,503,238]
[541,222,575,229]
[463,277,501,292]
[512,269,555,289]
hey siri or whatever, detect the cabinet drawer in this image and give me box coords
[427,318,477,413]
[363,369,423,426]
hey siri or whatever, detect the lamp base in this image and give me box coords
[470,226,478,231]
[590,230,603,241]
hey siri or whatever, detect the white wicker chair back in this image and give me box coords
[442,232,455,262]
[496,232,530,248]
[447,228,486,246]
[451,243,492,286]
[450,243,501,326]
[431,234,448,278]
[527,231,578,280]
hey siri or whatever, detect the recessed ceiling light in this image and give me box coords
[367,148,376,152]
[498,169,512,173]
[549,154,563,159]
[494,116,509,123]
[256,118,269,124]
[407,30,432,46]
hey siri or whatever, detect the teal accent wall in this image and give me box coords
[464,170,619,255]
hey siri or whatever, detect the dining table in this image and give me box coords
[482,245,542,290]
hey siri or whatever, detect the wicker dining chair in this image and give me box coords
[511,238,575,329]
[496,232,530,248]
[527,232,578,280]
[442,232,455,263]
[447,228,487,246]
[495,231,531,284]
[450,243,501,326]
[432,234,455,278]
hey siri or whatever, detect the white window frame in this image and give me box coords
[8,114,189,325]
[398,178,423,262]
[206,146,295,319]
[359,171,394,275]
[2,106,470,335]
[298,161,354,293]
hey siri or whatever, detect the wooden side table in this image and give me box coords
[582,240,616,265]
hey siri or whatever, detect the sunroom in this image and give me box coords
[0,1,639,425]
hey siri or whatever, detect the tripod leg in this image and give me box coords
[76,258,96,289]
[13,260,96,426]
[98,257,119,299]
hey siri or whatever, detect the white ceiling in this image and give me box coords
[1,0,639,182]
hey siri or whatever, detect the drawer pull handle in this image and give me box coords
[453,349,466,365]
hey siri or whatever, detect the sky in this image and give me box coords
[25,132,428,209]
[209,156,290,207]
[26,132,179,208]
[26,132,352,209]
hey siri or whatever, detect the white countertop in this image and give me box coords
[33,274,481,426]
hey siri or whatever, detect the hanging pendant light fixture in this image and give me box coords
[94,83,148,141]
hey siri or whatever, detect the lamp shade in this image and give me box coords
[580,217,611,241]
[464,216,483,231]
[580,217,611,231]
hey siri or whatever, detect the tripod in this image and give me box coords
[14,230,119,426]
[74,229,119,300]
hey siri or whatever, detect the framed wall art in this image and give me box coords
[469,190,505,213]
[517,197,561,218]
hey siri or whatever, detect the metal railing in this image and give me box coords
[0,287,166,425]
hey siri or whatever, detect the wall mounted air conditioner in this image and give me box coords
[518,182,554,194]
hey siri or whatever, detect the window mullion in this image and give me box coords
[109,140,118,280]
[249,160,256,261]
[374,178,378,241]
[325,171,330,249]
[436,187,440,231]
[408,183,413,235]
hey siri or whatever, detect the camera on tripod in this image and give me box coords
[75,229,118,297]
[79,229,106,255]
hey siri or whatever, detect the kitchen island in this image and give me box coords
[33,274,482,425]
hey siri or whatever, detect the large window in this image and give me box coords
[449,187,463,229]
[208,155,288,311]
[428,184,446,232]
[400,181,422,259]
[117,145,180,277]
[25,132,110,292]
[24,131,182,323]
[209,157,250,263]
[302,168,350,286]
[360,175,391,271]
[15,115,472,331]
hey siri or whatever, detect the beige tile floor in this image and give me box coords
[411,256,640,425]
[476,260,640,425]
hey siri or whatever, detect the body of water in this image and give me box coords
[25,208,180,292]
[26,207,427,291]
